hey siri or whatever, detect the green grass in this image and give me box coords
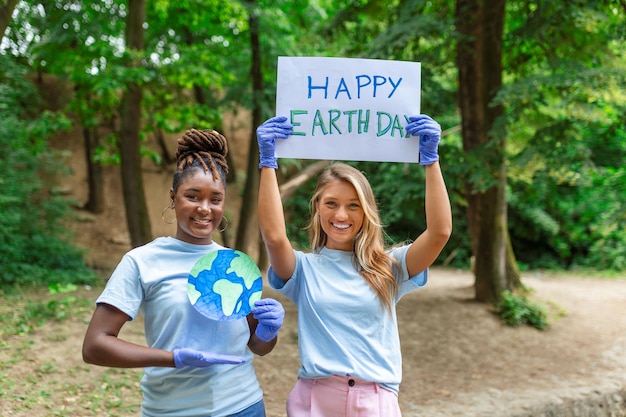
[0,283,143,416]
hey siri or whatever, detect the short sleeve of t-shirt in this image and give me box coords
[96,253,145,319]
[389,245,429,300]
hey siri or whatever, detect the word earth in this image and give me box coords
[290,109,411,138]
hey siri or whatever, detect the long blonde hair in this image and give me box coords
[307,163,399,312]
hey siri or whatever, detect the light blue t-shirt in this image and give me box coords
[268,245,427,394]
[96,236,263,417]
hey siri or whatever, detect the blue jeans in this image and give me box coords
[229,399,266,417]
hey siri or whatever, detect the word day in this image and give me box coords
[306,75,404,100]
[290,109,410,138]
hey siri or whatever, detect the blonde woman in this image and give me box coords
[257,114,452,416]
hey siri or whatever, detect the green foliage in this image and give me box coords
[501,57,626,270]
[496,1,626,271]
[496,290,548,330]
[508,160,626,271]
[3,0,625,276]
[0,56,99,290]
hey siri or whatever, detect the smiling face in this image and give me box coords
[171,168,225,245]
[316,179,364,251]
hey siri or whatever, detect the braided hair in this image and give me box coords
[172,128,229,193]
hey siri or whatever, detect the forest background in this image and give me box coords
[0,0,625,415]
[2,0,625,296]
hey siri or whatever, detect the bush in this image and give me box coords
[0,57,99,290]
[496,290,548,330]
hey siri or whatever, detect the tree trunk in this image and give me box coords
[83,126,105,213]
[506,230,521,287]
[456,0,519,303]
[152,123,174,166]
[236,0,262,259]
[0,0,18,43]
[119,0,151,248]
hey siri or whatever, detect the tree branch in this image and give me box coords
[279,160,331,199]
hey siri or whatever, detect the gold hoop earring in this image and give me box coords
[161,204,176,224]
[217,216,229,232]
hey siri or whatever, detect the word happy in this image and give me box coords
[307,75,403,100]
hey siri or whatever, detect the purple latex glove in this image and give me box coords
[256,116,293,169]
[405,114,442,165]
[173,348,245,368]
[251,298,285,342]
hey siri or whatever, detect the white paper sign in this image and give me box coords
[275,56,421,163]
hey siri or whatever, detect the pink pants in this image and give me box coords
[286,376,402,417]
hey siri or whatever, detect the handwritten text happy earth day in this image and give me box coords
[290,75,408,138]
[275,56,421,163]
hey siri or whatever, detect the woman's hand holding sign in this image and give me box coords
[405,114,441,166]
[257,116,294,169]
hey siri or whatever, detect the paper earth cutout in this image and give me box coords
[187,249,263,321]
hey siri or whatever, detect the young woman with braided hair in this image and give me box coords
[83,128,284,417]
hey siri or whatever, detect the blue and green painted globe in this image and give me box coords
[187,249,263,321]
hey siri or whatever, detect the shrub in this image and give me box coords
[496,290,548,330]
[0,57,99,290]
